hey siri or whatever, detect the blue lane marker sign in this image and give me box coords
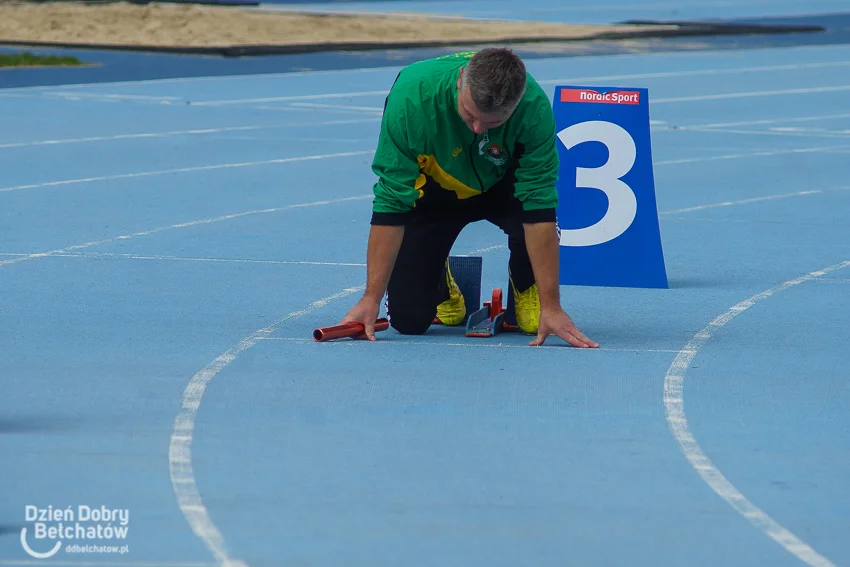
[552,86,668,289]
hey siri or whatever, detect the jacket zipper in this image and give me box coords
[469,134,484,190]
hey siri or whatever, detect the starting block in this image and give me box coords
[465,288,506,337]
[465,279,522,337]
[432,256,521,338]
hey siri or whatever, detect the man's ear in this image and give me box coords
[457,68,463,89]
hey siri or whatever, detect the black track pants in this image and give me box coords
[386,177,537,335]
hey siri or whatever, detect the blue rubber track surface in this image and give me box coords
[1,5,848,567]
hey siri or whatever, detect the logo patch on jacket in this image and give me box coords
[478,133,508,166]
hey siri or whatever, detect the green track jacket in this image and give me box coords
[370,51,559,225]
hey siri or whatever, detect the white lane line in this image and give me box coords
[2,66,395,92]
[770,127,850,133]
[653,85,850,104]
[174,84,850,111]
[0,92,174,105]
[674,127,850,140]
[0,561,214,567]
[537,61,850,86]
[234,104,382,117]
[0,185,850,268]
[0,69,396,100]
[661,217,849,227]
[0,150,375,193]
[4,187,845,269]
[178,223,847,566]
[0,251,366,267]
[0,176,529,567]
[692,113,850,129]
[463,244,508,255]
[0,195,371,268]
[288,102,384,113]
[258,337,681,352]
[659,190,823,215]
[6,57,849,94]
[655,145,849,166]
[193,90,390,106]
[699,115,850,129]
[0,189,830,263]
[664,261,850,567]
[6,140,839,195]
[1,90,385,115]
[169,286,364,567]
[0,118,380,149]
[46,92,181,101]
[166,235,521,565]
[9,111,843,151]
[184,62,850,106]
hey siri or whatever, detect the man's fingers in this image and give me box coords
[529,328,547,347]
[364,322,377,341]
[563,332,590,348]
[562,323,599,348]
[561,329,598,348]
[526,316,599,348]
[548,326,598,348]
[572,328,599,348]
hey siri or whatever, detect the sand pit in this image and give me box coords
[0,1,676,51]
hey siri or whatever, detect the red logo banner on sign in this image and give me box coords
[560,89,641,105]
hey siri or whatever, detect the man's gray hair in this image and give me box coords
[461,48,527,115]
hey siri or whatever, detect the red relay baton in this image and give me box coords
[313,318,389,342]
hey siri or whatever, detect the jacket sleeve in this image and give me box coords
[370,89,423,225]
[511,87,560,223]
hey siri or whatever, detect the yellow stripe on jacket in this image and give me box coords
[415,154,482,200]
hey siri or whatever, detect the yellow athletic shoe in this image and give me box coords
[436,260,466,326]
[511,276,540,335]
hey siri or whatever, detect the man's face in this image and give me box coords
[457,70,511,135]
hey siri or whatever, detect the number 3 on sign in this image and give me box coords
[557,121,637,247]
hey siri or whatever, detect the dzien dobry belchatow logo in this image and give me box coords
[20,505,130,559]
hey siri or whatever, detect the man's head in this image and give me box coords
[456,48,527,134]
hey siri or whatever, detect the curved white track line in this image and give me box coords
[664,260,850,567]
[169,286,364,567]
[167,237,519,565]
[2,176,844,564]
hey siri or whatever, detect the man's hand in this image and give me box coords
[529,308,598,348]
[338,224,404,341]
[522,221,599,348]
[340,296,382,341]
